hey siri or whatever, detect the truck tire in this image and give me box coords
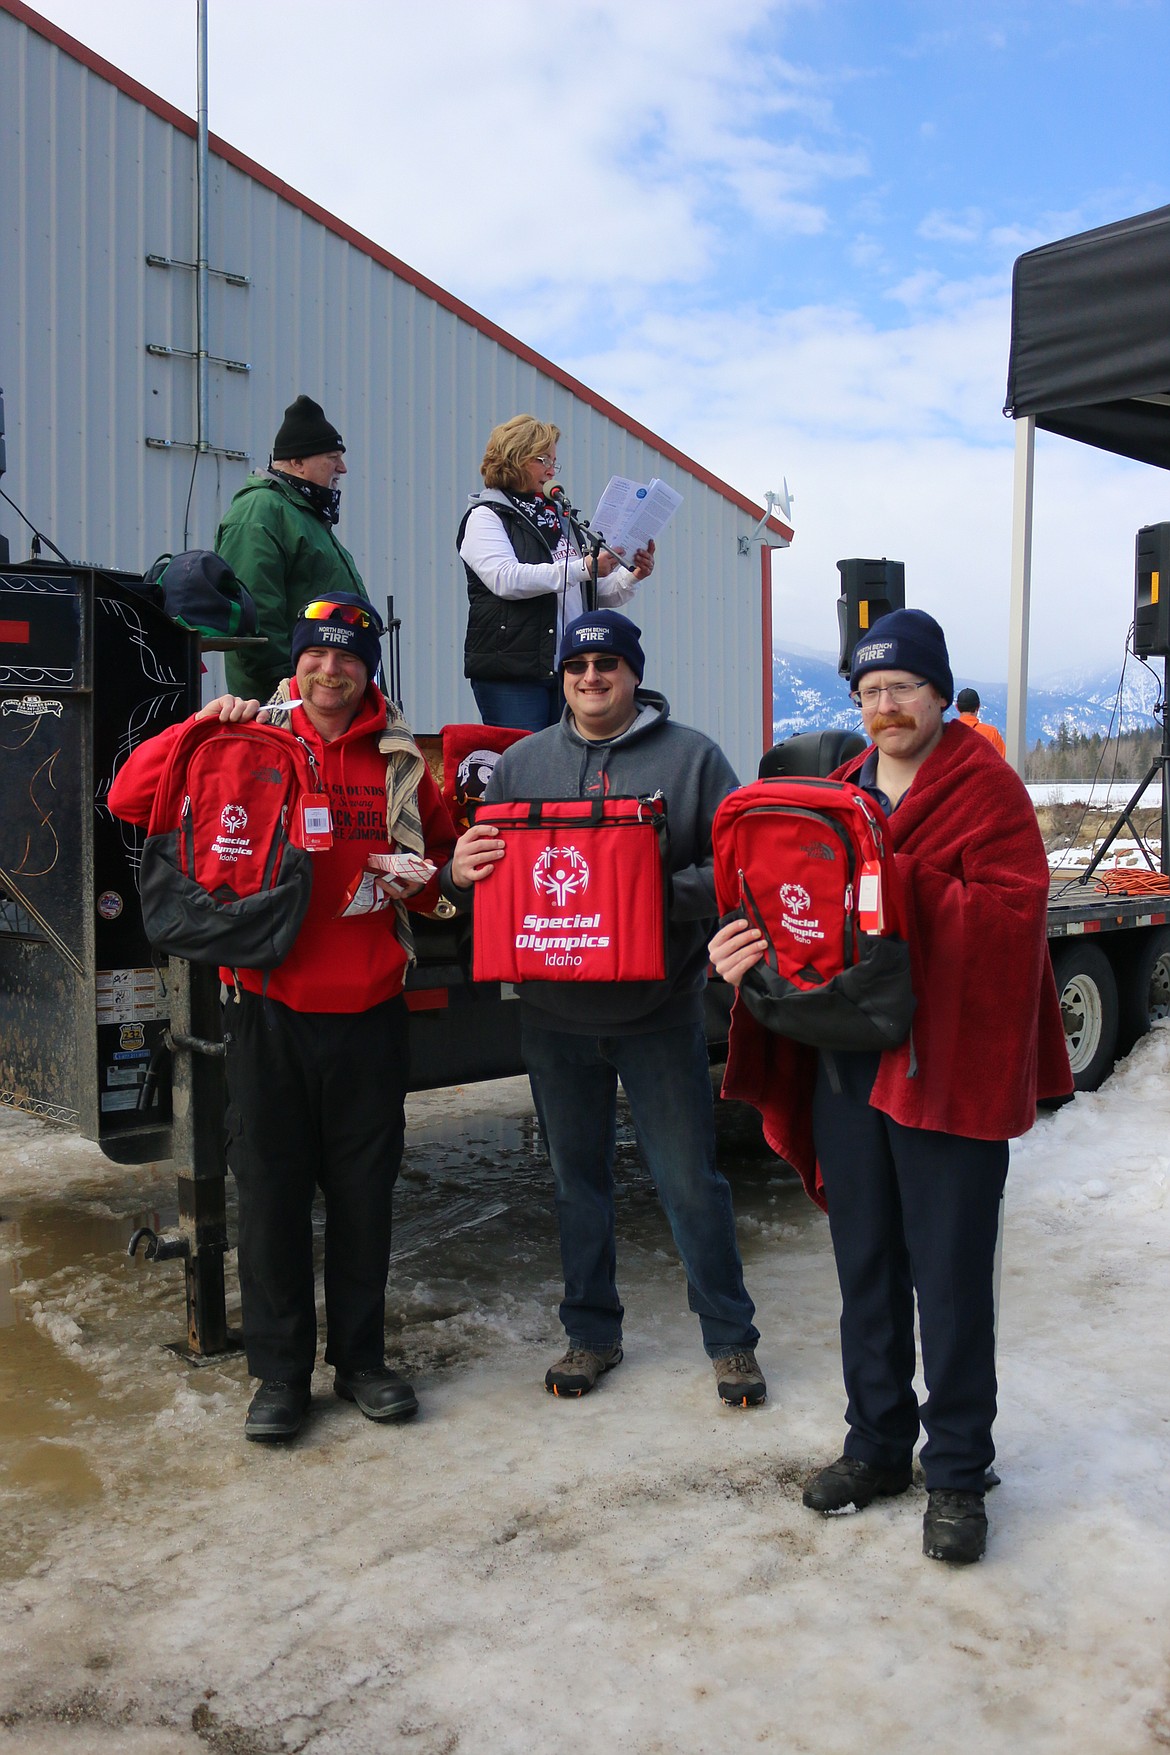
[1116,924,1170,1052]
[1049,939,1120,1092]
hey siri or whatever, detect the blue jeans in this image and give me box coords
[471,677,561,734]
[523,1017,759,1358]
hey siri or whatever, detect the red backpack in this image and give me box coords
[137,719,321,968]
[712,777,915,1051]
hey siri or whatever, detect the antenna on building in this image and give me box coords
[738,482,793,554]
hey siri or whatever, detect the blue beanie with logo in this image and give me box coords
[557,609,645,682]
[290,592,383,679]
[849,608,954,707]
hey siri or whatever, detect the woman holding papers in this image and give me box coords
[458,414,654,732]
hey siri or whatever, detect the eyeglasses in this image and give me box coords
[850,678,929,708]
[563,655,620,675]
[301,599,382,633]
[534,455,558,470]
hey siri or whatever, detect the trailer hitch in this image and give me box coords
[127,965,242,1362]
[166,1030,227,1058]
[127,1226,189,1263]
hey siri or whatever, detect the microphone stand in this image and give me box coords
[551,491,626,612]
[573,515,607,614]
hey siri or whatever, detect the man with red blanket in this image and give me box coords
[710,608,1071,1565]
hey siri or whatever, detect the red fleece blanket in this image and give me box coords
[721,722,1073,1206]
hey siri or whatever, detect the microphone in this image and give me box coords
[542,481,574,516]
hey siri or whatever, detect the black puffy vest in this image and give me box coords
[460,497,561,683]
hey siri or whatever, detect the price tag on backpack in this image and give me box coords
[857,860,884,934]
[299,793,333,852]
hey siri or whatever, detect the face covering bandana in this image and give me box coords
[508,491,564,542]
[270,467,342,527]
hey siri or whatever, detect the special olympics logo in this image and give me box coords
[220,803,248,834]
[779,882,811,914]
[533,845,590,908]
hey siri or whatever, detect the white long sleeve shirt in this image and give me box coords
[459,503,642,651]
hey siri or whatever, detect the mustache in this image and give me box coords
[870,712,917,732]
[303,671,357,691]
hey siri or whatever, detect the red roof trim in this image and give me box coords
[4,0,792,541]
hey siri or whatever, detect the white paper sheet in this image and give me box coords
[589,474,682,558]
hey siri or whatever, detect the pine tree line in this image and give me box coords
[1025,726,1163,781]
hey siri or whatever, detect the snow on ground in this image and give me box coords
[2,1038,1170,1754]
[1048,836,1163,872]
[1026,783,1160,807]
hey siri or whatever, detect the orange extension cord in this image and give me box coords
[1086,869,1170,895]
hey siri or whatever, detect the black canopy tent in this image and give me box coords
[1006,202,1170,465]
[1003,203,1170,768]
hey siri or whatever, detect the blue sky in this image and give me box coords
[24,0,1170,681]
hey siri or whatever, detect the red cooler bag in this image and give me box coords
[471,795,669,983]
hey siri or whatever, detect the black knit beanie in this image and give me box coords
[272,395,345,460]
[849,608,954,707]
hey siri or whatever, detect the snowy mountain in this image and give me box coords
[771,648,1165,748]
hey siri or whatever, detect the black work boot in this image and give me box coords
[244,1379,311,1442]
[802,1453,913,1513]
[923,1490,987,1563]
[333,1365,419,1422]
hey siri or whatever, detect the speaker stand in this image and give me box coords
[1077,654,1170,883]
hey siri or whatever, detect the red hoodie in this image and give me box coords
[108,688,455,1013]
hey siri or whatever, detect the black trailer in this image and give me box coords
[0,560,530,1357]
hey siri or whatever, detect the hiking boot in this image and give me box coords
[802,1453,913,1513]
[545,1343,623,1397]
[244,1379,311,1442]
[713,1349,767,1407]
[334,1365,419,1422]
[923,1490,987,1564]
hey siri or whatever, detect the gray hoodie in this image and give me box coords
[475,690,739,1034]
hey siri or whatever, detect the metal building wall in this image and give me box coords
[0,4,786,780]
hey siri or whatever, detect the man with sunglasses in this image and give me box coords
[217,394,370,702]
[109,593,456,1441]
[447,610,765,1408]
[711,608,1070,1563]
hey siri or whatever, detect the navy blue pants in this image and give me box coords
[223,990,410,1383]
[471,677,561,734]
[523,1017,759,1359]
[813,1053,1008,1492]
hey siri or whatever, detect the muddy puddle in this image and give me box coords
[0,1076,811,1575]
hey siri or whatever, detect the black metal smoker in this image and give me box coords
[0,560,239,1358]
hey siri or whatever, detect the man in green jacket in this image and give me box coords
[217,394,370,699]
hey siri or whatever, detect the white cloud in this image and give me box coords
[885,268,948,309]
[848,234,886,269]
[918,207,985,244]
[542,282,1159,679]
[31,0,870,297]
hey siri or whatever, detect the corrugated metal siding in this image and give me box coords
[0,6,778,779]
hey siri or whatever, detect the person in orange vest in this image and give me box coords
[956,688,1006,757]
